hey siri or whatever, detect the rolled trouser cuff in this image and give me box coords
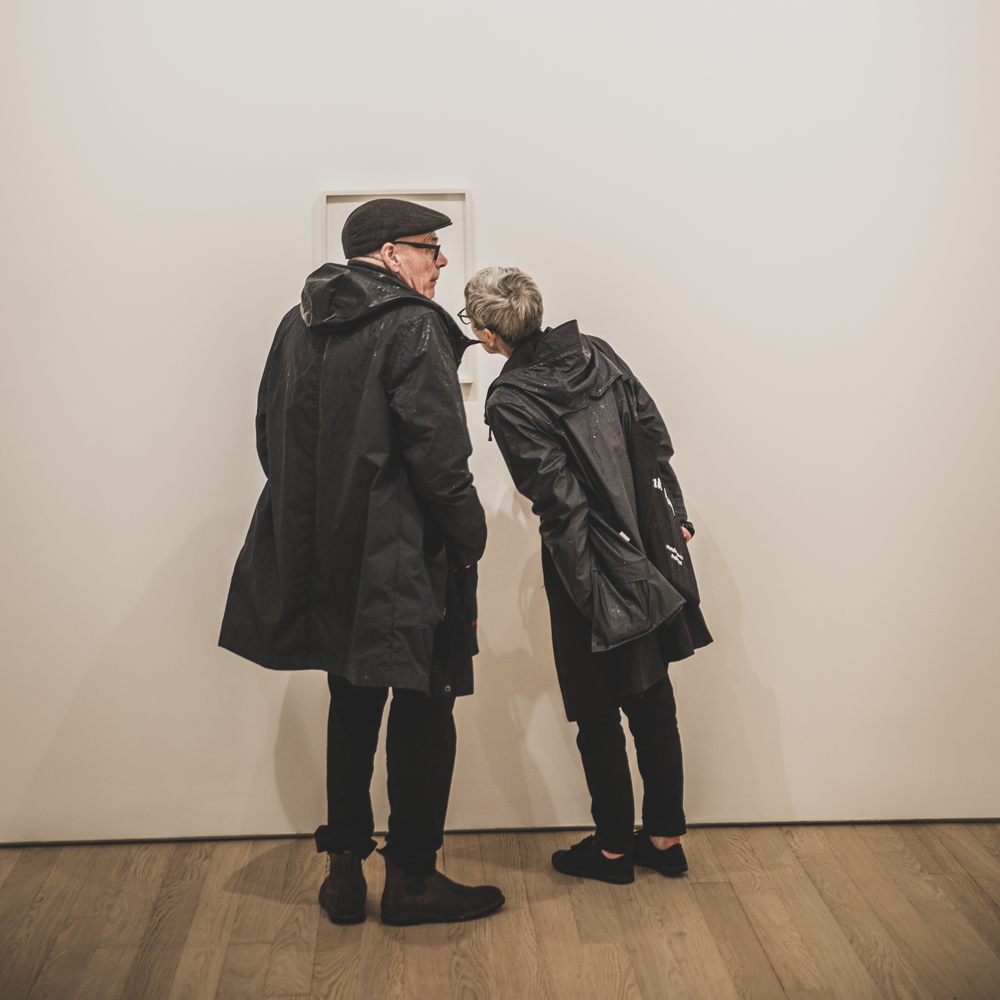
[314,825,378,859]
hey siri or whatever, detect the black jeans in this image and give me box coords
[314,674,456,876]
[575,676,686,855]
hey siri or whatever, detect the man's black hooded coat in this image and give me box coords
[220,261,486,697]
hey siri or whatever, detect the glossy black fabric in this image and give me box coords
[542,543,667,722]
[576,676,686,853]
[220,262,484,695]
[315,675,456,877]
[486,322,710,719]
[486,324,686,650]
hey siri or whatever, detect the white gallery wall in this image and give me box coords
[2,0,999,843]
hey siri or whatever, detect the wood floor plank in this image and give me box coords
[895,824,966,875]
[931,873,1000,961]
[520,830,590,1000]
[23,844,137,1000]
[26,918,100,1000]
[229,840,296,947]
[312,847,405,1000]
[435,833,503,1000]
[3,825,999,999]
[439,832,534,1000]
[0,847,63,972]
[0,845,105,1000]
[71,844,170,1000]
[310,920,364,1000]
[704,826,826,994]
[0,848,24,892]
[215,941,270,1000]
[683,827,729,884]
[610,896,688,1000]
[621,871,742,1000]
[115,839,216,1000]
[580,941,644,1000]
[967,823,1000,862]
[263,839,323,998]
[748,827,886,1000]
[401,921,452,1000]
[691,881,786,1000]
[780,825,838,871]
[931,825,1000,910]
[855,824,1000,993]
[821,824,988,1000]
[92,841,173,949]
[74,946,140,1000]
[475,832,546,1000]
[787,833,934,1000]
[313,912,404,1000]
[569,872,628,945]
[166,839,254,1000]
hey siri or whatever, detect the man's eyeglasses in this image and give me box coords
[394,241,442,261]
[457,308,471,325]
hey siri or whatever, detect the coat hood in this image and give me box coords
[486,321,623,410]
[300,261,478,358]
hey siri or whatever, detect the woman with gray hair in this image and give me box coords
[463,266,711,884]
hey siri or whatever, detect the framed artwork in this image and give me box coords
[317,190,476,386]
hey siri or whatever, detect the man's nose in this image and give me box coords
[437,250,448,268]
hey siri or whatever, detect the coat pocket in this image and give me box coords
[587,510,685,653]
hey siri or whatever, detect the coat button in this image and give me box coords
[444,685,451,693]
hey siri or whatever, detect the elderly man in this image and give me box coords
[220,200,504,925]
[464,266,711,884]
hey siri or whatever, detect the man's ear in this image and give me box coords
[380,242,400,273]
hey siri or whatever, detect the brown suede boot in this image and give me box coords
[380,853,505,925]
[319,851,367,924]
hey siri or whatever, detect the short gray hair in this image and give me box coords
[464,267,543,348]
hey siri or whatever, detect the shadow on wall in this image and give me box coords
[15,500,794,841]
[450,491,588,829]
[266,495,797,829]
[17,511,302,843]
[675,513,795,824]
[276,486,589,835]
[272,670,329,833]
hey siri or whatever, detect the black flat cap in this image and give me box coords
[342,198,452,258]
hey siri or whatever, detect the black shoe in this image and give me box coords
[379,854,505,925]
[633,830,688,876]
[319,851,367,924]
[551,835,634,884]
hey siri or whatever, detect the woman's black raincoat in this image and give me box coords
[485,321,710,720]
[220,261,486,697]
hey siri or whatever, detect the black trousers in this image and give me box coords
[575,675,687,855]
[313,674,456,877]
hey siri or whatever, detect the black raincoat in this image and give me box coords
[220,261,486,697]
[485,321,710,720]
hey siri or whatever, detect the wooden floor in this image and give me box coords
[1,823,999,1000]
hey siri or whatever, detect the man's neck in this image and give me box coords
[349,256,387,272]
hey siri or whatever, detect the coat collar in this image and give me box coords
[500,320,585,374]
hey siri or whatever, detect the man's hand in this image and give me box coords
[681,526,692,543]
